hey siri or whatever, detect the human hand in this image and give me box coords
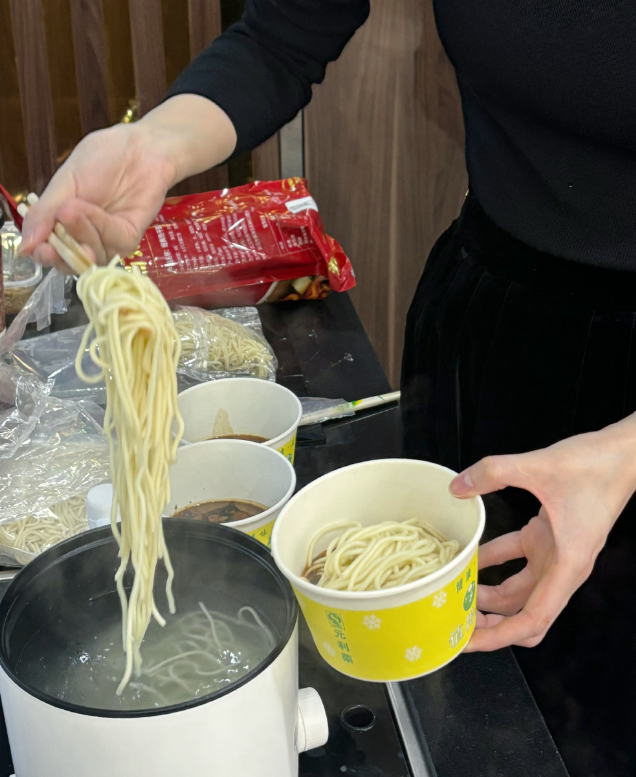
[21,122,177,273]
[449,420,636,650]
[21,95,237,273]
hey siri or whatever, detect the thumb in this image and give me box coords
[449,454,522,498]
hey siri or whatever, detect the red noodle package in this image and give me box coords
[123,178,355,307]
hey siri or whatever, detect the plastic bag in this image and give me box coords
[0,368,50,460]
[122,179,355,307]
[299,397,355,426]
[0,183,23,227]
[3,325,106,403]
[0,381,109,566]
[298,391,400,425]
[175,306,277,382]
[3,306,277,405]
[0,183,67,327]
[0,267,66,358]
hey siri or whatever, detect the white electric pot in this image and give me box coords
[0,522,328,777]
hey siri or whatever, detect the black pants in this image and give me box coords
[401,195,636,777]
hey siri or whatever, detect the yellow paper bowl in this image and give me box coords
[164,439,296,548]
[177,378,302,464]
[271,459,485,682]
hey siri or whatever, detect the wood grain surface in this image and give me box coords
[171,0,227,195]
[129,0,167,117]
[188,0,222,58]
[305,0,467,386]
[70,0,110,134]
[253,134,281,182]
[0,1,27,194]
[10,0,57,194]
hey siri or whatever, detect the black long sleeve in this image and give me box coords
[167,0,370,156]
[169,0,636,271]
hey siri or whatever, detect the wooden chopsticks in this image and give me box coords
[18,193,93,276]
[47,223,93,276]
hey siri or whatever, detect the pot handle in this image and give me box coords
[296,687,328,753]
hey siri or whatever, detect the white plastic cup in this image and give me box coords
[177,378,302,463]
[86,484,121,530]
[272,459,485,682]
[164,439,296,548]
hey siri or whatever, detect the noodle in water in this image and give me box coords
[303,518,460,591]
[13,598,277,711]
[75,258,184,694]
[131,603,276,707]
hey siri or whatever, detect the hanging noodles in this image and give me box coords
[0,496,88,562]
[174,308,275,379]
[303,518,460,591]
[75,258,184,695]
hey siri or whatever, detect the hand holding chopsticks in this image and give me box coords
[18,194,93,276]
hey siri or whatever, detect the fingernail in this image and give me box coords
[450,471,473,496]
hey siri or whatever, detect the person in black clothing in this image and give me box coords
[23,3,636,775]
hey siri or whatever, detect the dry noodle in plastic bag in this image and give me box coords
[0,496,89,566]
[174,306,277,382]
[3,306,277,405]
[0,386,109,566]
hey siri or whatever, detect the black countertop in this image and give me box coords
[0,290,568,777]
[260,294,569,777]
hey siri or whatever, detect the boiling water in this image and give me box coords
[14,592,277,712]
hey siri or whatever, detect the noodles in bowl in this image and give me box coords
[302,518,460,592]
[272,458,484,681]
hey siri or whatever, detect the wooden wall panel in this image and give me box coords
[70,0,110,135]
[188,0,222,57]
[0,0,254,200]
[10,0,57,194]
[0,0,28,194]
[171,0,227,196]
[253,134,281,182]
[304,0,467,387]
[102,0,134,123]
[43,0,82,162]
[129,0,167,117]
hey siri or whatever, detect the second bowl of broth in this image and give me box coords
[173,499,267,523]
[177,378,302,463]
[165,439,296,548]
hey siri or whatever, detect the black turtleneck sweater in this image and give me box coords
[168,0,636,270]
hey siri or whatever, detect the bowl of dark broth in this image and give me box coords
[165,439,296,548]
[173,499,268,524]
[177,378,303,463]
[211,434,268,444]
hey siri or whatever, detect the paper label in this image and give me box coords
[285,196,319,214]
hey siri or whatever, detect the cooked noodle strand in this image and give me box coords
[75,259,184,694]
[303,518,460,591]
